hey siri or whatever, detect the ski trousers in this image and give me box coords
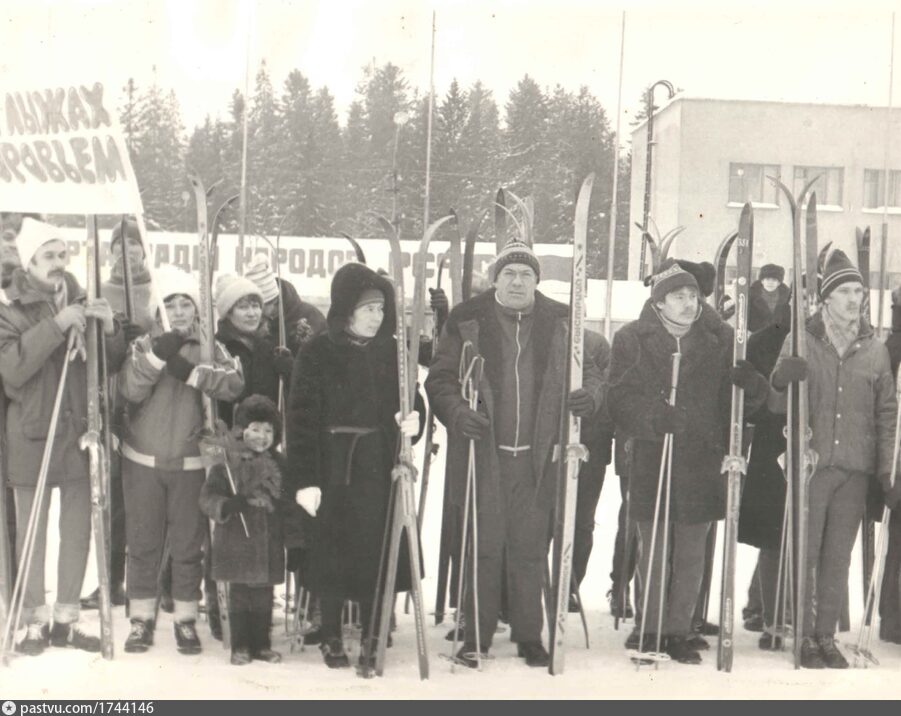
[13,481,91,624]
[635,520,710,637]
[122,459,206,607]
[803,466,867,637]
[229,583,274,654]
[466,450,553,647]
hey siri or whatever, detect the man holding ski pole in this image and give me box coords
[607,259,768,665]
[0,218,125,655]
[769,250,897,668]
[425,236,602,668]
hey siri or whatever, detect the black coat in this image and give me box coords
[285,263,417,601]
[737,319,789,549]
[607,300,766,524]
[748,281,790,334]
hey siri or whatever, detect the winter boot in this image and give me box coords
[454,643,489,669]
[50,621,101,653]
[799,637,826,669]
[124,618,155,653]
[664,635,702,665]
[174,620,202,655]
[743,612,765,632]
[516,641,550,667]
[758,629,784,651]
[686,633,710,651]
[228,609,251,666]
[249,610,281,664]
[16,622,49,656]
[817,636,849,669]
[80,584,127,610]
[320,637,350,669]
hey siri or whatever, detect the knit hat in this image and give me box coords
[244,253,280,304]
[154,264,200,308]
[819,249,863,300]
[16,218,65,266]
[215,274,263,317]
[759,263,785,283]
[650,260,700,303]
[110,219,145,255]
[493,237,540,282]
[355,288,385,309]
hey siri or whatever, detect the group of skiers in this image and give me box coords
[1,208,900,674]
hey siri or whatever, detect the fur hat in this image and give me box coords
[244,253,280,304]
[819,249,863,300]
[154,264,200,308]
[758,263,785,283]
[16,218,65,267]
[215,274,263,317]
[675,260,716,298]
[327,262,396,339]
[234,394,282,446]
[493,237,540,282]
[650,260,699,303]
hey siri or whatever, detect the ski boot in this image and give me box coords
[320,638,350,669]
[817,636,848,669]
[800,637,826,669]
[124,618,155,653]
[665,635,702,665]
[516,641,550,667]
[50,622,101,653]
[174,620,202,655]
[16,623,49,656]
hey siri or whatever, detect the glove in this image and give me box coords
[881,474,901,510]
[296,487,322,517]
[221,493,249,519]
[395,410,420,437]
[166,354,196,383]
[152,331,186,361]
[772,356,809,390]
[652,403,687,436]
[123,320,145,344]
[273,346,294,379]
[568,388,596,418]
[429,287,449,323]
[295,318,314,346]
[456,406,490,440]
[730,359,767,394]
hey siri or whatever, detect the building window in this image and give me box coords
[793,166,843,207]
[728,163,780,205]
[863,169,901,209]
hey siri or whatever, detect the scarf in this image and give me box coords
[654,303,700,339]
[822,305,860,358]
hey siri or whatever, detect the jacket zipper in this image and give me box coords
[513,311,522,450]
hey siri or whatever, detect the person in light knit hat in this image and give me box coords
[244,253,326,355]
[117,264,244,657]
[0,218,125,656]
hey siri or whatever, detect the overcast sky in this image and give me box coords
[2,0,899,141]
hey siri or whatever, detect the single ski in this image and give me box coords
[713,231,739,317]
[447,211,463,305]
[339,233,368,264]
[717,202,754,672]
[549,172,594,675]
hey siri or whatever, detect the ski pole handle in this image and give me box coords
[668,352,682,406]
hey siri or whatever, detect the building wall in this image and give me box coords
[630,98,901,310]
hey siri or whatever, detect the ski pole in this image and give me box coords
[1,330,78,663]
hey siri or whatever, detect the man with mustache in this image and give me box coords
[0,218,125,655]
[769,249,899,668]
[606,259,769,664]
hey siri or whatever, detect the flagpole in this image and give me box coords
[423,10,436,231]
[604,11,626,341]
[877,11,896,338]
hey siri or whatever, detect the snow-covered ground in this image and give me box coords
[4,417,900,700]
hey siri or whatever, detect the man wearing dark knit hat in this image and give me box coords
[607,259,769,664]
[769,248,898,668]
[425,235,603,668]
[749,263,790,333]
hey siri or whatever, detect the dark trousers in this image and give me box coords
[109,453,126,587]
[573,459,607,587]
[610,475,639,604]
[466,451,553,647]
[122,459,206,603]
[636,520,710,637]
[803,467,868,637]
[229,583,274,653]
[879,507,901,638]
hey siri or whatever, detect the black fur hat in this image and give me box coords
[327,262,396,340]
[675,260,716,298]
[234,394,282,445]
[759,263,785,283]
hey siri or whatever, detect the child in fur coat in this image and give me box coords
[200,394,292,665]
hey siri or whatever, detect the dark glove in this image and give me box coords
[456,406,490,440]
[166,354,195,383]
[881,474,901,510]
[568,388,596,418]
[151,331,186,361]
[772,356,808,390]
[221,493,249,519]
[429,287,449,323]
[273,346,294,379]
[295,318,314,346]
[730,359,768,395]
[123,320,145,344]
[652,403,687,436]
